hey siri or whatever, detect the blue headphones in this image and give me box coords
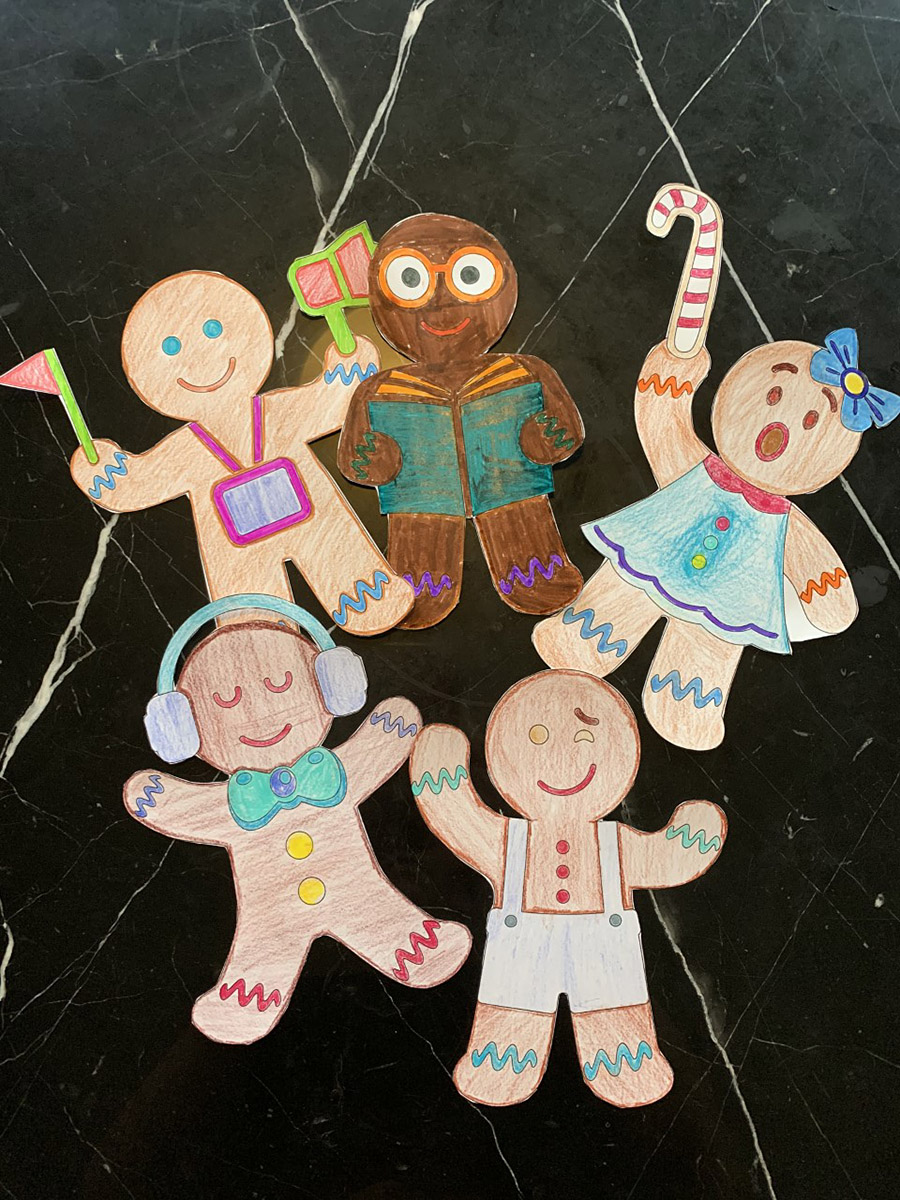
[144,594,368,764]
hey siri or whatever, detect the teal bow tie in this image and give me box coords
[227,746,347,831]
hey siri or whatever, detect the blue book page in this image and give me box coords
[461,382,554,515]
[368,399,466,516]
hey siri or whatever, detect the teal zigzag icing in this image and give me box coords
[351,430,377,480]
[471,1042,539,1073]
[332,571,389,626]
[666,823,721,854]
[534,412,575,450]
[650,670,722,708]
[561,606,628,657]
[411,765,468,797]
[583,1040,652,1081]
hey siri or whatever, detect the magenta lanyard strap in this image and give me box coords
[189,396,264,473]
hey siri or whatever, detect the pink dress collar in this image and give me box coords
[704,454,791,515]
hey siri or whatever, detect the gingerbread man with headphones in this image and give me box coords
[126,595,471,1044]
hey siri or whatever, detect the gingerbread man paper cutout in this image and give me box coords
[410,669,726,1107]
[126,595,471,1044]
[336,214,585,629]
[534,183,897,750]
[69,270,414,634]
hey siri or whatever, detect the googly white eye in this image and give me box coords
[450,252,497,297]
[382,254,430,302]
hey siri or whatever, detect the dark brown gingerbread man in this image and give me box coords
[336,214,585,629]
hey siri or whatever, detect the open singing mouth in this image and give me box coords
[420,317,471,337]
[177,356,237,392]
[755,421,789,462]
[537,763,597,796]
[239,723,292,748]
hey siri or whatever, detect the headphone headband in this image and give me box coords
[157,594,336,695]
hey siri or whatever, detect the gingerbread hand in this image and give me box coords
[123,771,233,846]
[337,696,423,805]
[519,413,577,466]
[620,799,726,892]
[784,508,857,636]
[70,438,128,507]
[347,429,403,486]
[637,341,711,403]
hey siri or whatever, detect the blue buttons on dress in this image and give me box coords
[161,335,181,356]
[692,517,731,569]
[235,771,252,786]
[609,913,622,928]
[504,915,518,928]
[270,768,296,798]
[203,319,223,339]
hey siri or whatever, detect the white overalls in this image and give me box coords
[477,819,649,1014]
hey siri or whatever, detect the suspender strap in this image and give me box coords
[501,819,528,913]
[596,821,625,916]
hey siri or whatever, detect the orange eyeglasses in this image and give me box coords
[378,245,504,309]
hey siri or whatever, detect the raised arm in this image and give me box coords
[267,335,380,447]
[410,724,506,893]
[516,354,585,466]
[783,505,857,635]
[69,428,193,511]
[335,696,422,807]
[335,369,402,488]
[123,771,233,847]
[634,342,711,487]
[619,800,726,895]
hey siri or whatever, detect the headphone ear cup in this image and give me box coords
[315,646,368,716]
[144,691,200,764]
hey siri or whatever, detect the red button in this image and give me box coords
[556,889,570,904]
[556,840,569,854]
[556,865,569,878]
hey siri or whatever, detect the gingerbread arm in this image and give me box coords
[335,696,423,807]
[69,428,193,512]
[123,771,233,847]
[410,724,506,893]
[634,342,711,488]
[516,355,585,466]
[783,505,857,635]
[265,335,381,444]
[619,800,726,893]
[335,370,402,488]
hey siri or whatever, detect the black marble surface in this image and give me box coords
[1,1,899,1196]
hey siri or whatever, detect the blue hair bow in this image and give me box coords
[809,328,900,433]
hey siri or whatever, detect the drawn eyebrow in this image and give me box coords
[821,386,838,412]
[574,707,599,726]
[771,362,798,374]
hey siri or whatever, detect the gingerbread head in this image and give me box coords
[122,271,274,424]
[369,213,517,364]
[484,670,640,822]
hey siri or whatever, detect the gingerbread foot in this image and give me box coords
[388,513,465,630]
[193,951,305,1046]
[454,1004,554,1106]
[643,619,743,751]
[475,496,582,615]
[572,1003,673,1107]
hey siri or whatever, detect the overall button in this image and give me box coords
[556,865,569,879]
[270,768,296,798]
[556,889,570,904]
[609,913,623,928]
[504,915,518,928]
[286,831,313,860]
[556,840,569,854]
[298,877,326,905]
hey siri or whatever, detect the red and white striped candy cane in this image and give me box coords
[646,183,723,359]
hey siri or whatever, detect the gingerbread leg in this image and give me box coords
[200,543,295,627]
[643,618,743,750]
[532,561,661,676]
[387,512,465,630]
[474,495,582,615]
[192,906,313,1045]
[330,874,471,988]
[453,1003,555,1106]
[572,1002,673,1107]
[289,500,414,636]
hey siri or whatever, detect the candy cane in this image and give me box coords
[646,183,723,359]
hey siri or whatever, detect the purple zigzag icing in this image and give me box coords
[404,571,453,598]
[499,554,563,595]
[592,526,778,640]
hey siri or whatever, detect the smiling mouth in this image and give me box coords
[755,421,789,461]
[537,763,597,796]
[177,357,237,392]
[239,723,292,748]
[420,317,471,337]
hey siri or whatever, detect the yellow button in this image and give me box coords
[298,877,326,905]
[691,554,707,570]
[286,831,314,860]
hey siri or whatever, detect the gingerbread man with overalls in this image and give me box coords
[411,669,726,1107]
[126,595,471,1044]
[69,270,413,634]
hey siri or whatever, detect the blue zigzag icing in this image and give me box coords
[88,451,128,500]
[561,606,628,658]
[134,774,164,819]
[323,361,378,386]
[650,670,723,708]
[471,1042,538,1074]
[583,1040,653,1080]
[370,710,419,739]
[411,766,468,797]
[666,823,721,854]
[332,571,389,626]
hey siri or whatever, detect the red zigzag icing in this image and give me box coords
[219,977,282,1011]
[392,919,441,981]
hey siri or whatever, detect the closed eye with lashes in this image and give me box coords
[213,686,242,708]
[264,672,293,693]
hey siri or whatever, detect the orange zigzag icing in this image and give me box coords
[637,374,694,398]
[800,567,847,604]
